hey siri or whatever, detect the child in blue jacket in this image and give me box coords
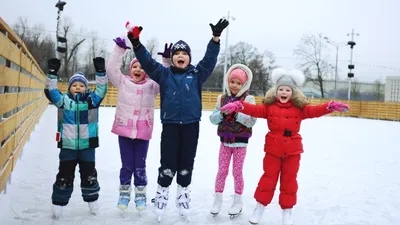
[44,57,108,218]
[126,18,229,219]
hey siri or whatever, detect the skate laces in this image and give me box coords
[213,193,222,204]
[156,187,169,204]
[177,187,191,203]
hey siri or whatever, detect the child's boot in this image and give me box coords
[282,208,294,225]
[134,185,147,211]
[51,204,63,219]
[88,200,99,215]
[249,202,265,224]
[153,185,169,219]
[176,185,191,217]
[210,192,223,215]
[228,193,242,217]
[117,184,131,210]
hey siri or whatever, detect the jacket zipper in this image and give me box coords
[76,94,80,149]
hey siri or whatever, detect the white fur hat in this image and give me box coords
[271,68,305,91]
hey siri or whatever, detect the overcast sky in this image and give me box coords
[1,0,399,83]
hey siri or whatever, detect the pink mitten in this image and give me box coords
[327,101,349,112]
[220,101,244,115]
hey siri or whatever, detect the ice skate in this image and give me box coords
[248,202,265,224]
[51,204,63,219]
[176,185,191,221]
[88,200,99,215]
[134,186,147,212]
[210,192,223,216]
[228,193,242,219]
[117,184,131,210]
[153,185,169,222]
[282,208,294,225]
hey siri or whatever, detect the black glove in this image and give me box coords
[47,58,61,75]
[127,26,143,50]
[93,57,105,73]
[209,19,229,37]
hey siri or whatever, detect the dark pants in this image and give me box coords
[157,122,199,187]
[52,148,100,206]
[118,136,149,186]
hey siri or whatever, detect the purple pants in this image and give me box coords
[118,136,149,186]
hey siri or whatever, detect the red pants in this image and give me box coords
[254,153,301,209]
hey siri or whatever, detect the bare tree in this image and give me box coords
[146,38,159,57]
[374,79,384,101]
[13,17,56,72]
[248,50,277,95]
[351,78,361,99]
[58,18,85,80]
[294,34,332,98]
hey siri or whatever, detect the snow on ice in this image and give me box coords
[0,105,399,225]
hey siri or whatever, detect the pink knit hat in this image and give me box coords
[229,68,248,84]
[129,58,139,71]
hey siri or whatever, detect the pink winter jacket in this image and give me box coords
[106,46,160,140]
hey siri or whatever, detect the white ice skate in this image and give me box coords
[51,205,63,219]
[153,185,169,223]
[88,200,99,215]
[228,193,242,218]
[210,192,223,216]
[282,208,294,225]
[176,185,191,222]
[117,184,131,210]
[248,202,265,224]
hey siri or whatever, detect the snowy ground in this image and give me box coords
[0,105,399,225]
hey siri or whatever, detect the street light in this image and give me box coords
[323,36,347,99]
[222,11,235,94]
[346,29,360,101]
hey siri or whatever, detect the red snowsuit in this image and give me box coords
[241,100,330,209]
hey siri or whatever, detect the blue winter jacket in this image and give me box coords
[134,39,220,124]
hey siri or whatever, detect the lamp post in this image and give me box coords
[323,37,347,99]
[222,11,235,94]
[346,29,359,101]
[55,0,67,59]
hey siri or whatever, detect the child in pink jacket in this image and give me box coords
[106,37,171,211]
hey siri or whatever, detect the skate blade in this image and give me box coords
[229,210,242,219]
[117,205,128,210]
[249,220,258,225]
[210,212,218,217]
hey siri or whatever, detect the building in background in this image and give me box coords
[384,76,400,102]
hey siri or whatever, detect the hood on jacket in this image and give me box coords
[224,64,253,97]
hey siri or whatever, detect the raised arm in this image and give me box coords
[236,95,257,127]
[302,101,349,119]
[196,18,229,83]
[127,26,168,84]
[106,38,132,88]
[44,58,65,108]
[90,57,108,108]
[209,95,224,125]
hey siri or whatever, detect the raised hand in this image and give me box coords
[327,101,349,112]
[157,43,173,58]
[47,58,61,75]
[127,26,143,49]
[209,18,229,37]
[93,57,105,73]
[113,37,131,49]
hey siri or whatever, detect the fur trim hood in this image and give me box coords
[225,64,253,97]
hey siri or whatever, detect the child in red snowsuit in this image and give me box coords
[220,68,349,225]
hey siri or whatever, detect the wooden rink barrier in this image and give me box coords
[0,18,48,193]
[57,82,400,121]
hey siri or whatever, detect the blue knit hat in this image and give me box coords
[68,72,88,90]
[171,40,191,63]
